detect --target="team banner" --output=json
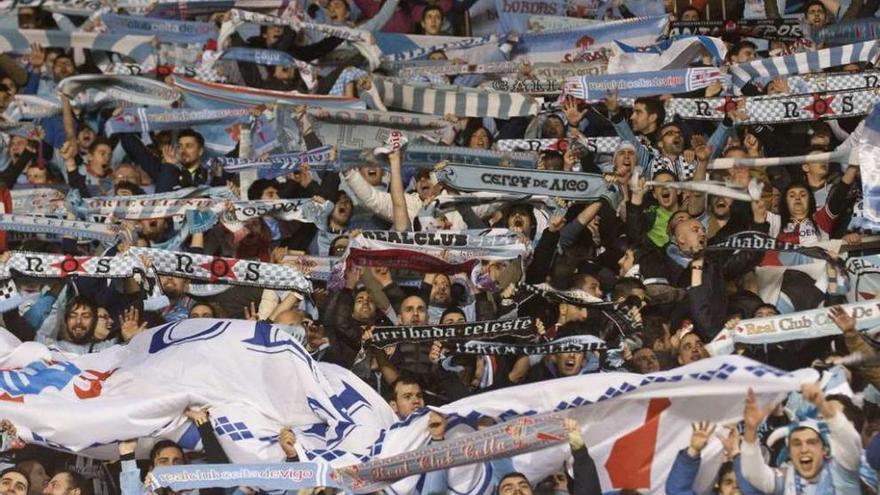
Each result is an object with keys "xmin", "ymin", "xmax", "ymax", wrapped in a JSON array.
[
  {"xmin": 669, "ymin": 88, "xmax": 880, "ymax": 124},
  {"xmin": 370, "ymin": 317, "xmax": 534, "ymax": 347},
  {"xmin": 0, "ymin": 29, "xmax": 156, "ymax": 65},
  {"xmin": 668, "ymin": 19, "xmax": 804, "ymax": 42},
  {"xmin": 346, "ymin": 229, "xmax": 527, "ymax": 274},
  {"xmin": 100, "ymin": 13, "xmax": 217, "ymax": 44},
  {"xmin": 371, "ymin": 77, "xmax": 539, "ymax": 119},
  {"xmin": 151, "ymin": 462, "xmax": 339, "ymax": 491},
  {"xmin": 564, "ymin": 67, "xmax": 725, "ymax": 101},
  {"xmin": 717, "ymin": 300, "xmax": 880, "ymax": 346},
  {"xmin": 57, "ymin": 75, "xmax": 181, "ymax": 110},
  {"xmin": 437, "ymin": 164, "xmax": 614, "ymax": 201},
  {"xmin": 729, "ymin": 40, "xmax": 880, "ymax": 88},
  {"xmin": 448, "ymin": 335, "xmax": 607, "ymax": 355},
  {"xmin": 73, "ymin": 196, "xmax": 220, "ymax": 221},
  {"xmin": 129, "ymin": 247, "xmax": 313, "ymax": 293}
]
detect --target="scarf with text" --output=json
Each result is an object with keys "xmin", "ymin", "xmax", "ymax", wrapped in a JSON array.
[
  {"xmin": 785, "ymin": 71, "xmax": 880, "ymax": 94},
  {"xmin": 729, "ymin": 40, "xmax": 880, "ymax": 89},
  {"xmin": 371, "ymin": 77, "xmax": 539, "ymax": 119},
  {"xmin": 102, "ymin": 61, "xmax": 226, "ymax": 84},
  {"xmin": 217, "ymin": 48, "xmax": 318, "ymax": 91},
  {"xmin": 104, "ymin": 107, "xmax": 251, "ymax": 136},
  {"xmin": 57, "ymin": 75, "xmax": 180, "ymax": 110},
  {"xmin": 0, "ymin": 214, "xmax": 121, "ymax": 244},
  {"xmin": 437, "ymin": 164, "xmax": 614, "ymax": 201},
  {"xmin": 370, "ymin": 317, "xmax": 534, "ymax": 347},
  {"xmin": 669, "ymin": 88, "xmax": 880, "ymax": 124},
  {"xmin": 564, "ymin": 67, "xmax": 726, "ymax": 101},
  {"xmin": 212, "ymin": 146, "xmax": 336, "ymax": 177},
  {"xmin": 0, "ymin": 252, "xmax": 146, "ymax": 280},
  {"xmin": 495, "ymin": 137, "xmax": 621, "ymax": 154},
  {"xmin": 809, "ymin": 18, "xmax": 880, "ymax": 45},
  {"xmin": 448, "ymin": 335, "xmax": 607, "ymax": 355},
  {"xmin": 11, "ymin": 188, "xmax": 66, "ymax": 215},
  {"xmin": 668, "ymin": 19, "xmax": 803, "ymax": 42},
  {"xmin": 0, "ymin": 29, "xmax": 156, "ymax": 65},
  {"xmin": 7, "ymin": 95, "xmax": 61, "ymax": 120},
  {"xmin": 397, "ymin": 61, "xmax": 522, "ymax": 78},
  {"xmin": 346, "ymin": 230, "xmax": 527, "ymax": 274},
  {"xmin": 706, "ymin": 231, "xmax": 836, "ymax": 263},
  {"xmin": 130, "ymin": 247, "xmax": 313, "ymax": 293},
  {"xmin": 280, "ymin": 254, "xmax": 341, "ymax": 282},
  {"xmin": 404, "ymin": 144, "xmax": 538, "ymax": 170},
  {"xmin": 100, "ymin": 13, "xmax": 217, "ymax": 44}
]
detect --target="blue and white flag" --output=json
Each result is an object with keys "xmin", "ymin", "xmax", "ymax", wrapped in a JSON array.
[
  {"xmin": 565, "ymin": 67, "xmax": 725, "ymax": 101},
  {"xmin": 101, "ymin": 13, "xmax": 217, "ymax": 45},
  {"xmin": 860, "ymin": 103, "xmax": 880, "ymax": 223},
  {"xmin": 496, "ymin": 0, "xmax": 566, "ymax": 34},
  {"xmin": 607, "ymin": 35, "xmax": 727, "ymax": 74},
  {"xmin": 729, "ymin": 40, "xmax": 880, "ymax": 89},
  {"xmin": 0, "ymin": 318, "xmax": 812, "ymax": 495},
  {"xmin": 172, "ymin": 75, "xmax": 365, "ymax": 110}
]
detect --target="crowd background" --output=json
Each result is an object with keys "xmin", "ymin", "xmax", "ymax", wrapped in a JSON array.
[{"xmin": 0, "ymin": 0, "xmax": 879, "ymax": 494}]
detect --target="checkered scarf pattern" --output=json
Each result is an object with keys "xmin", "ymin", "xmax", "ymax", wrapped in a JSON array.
[
  {"xmin": 130, "ymin": 247, "xmax": 313, "ymax": 293},
  {"xmin": 669, "ymin": 88, "xmax": 880, "ymax": 125},
  {"xmin": 495, "ymin": 137, "xmax": 622, "ymax": 154}
]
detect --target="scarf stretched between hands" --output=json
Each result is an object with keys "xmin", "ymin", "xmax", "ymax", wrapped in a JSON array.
[
  {"xmin": 564, "ymin": 67, "xmax": 726, "ymax": 101},
  {"xmin": 370, "ymin": 317, "xmax": 534, "ymax": 347},
  {"xmin": 784, "ymin": 70, "xmax": 880, "ymax": 94},
  {"xmin": 129, "ymin": 247, "xmax": 313, "ymax": 293},
  {"xmin": 709, "ymin": 149, "xmax": 851, "ymax": 170},
  {"xmin": 151, "ymin": 413, "xmax": 568, "ymax": 492},
  {"xmin": 706, "ymin": 231, "xmax": 837, "ymax": 263},
  {"xmin": 102, "ymin": 61, "xmax": 226, "ymax": 84},
  {"xmin": 217, "ymin": 48, "xmax": 318, "ymax": 91},
  {"xmin": 729, "ymin": 40, "xmax": 880, "ymax": 89},
  {"xmin": 448, "ymin": 334, "xmax": 607, "ymax": 355},
  {"xmin": 437, "ymin": 164, "xmax": 615, "ymax": 202},
  {"xmin": 11, "ymin": 188, "xmax": 66, "ymax": 215},
  {"xmin": 495, "ymin": 137, "xmax": 622, "ymax": 155},
  {"xmin": 7, "ymin": 95, "xmax": 61, "ymax": 120},
  {"xmin": 0, "ymin": 214, "xmax": 121, "ymax": 244},
  {"xmin": 172, "ymin": 76, "xmax": 362, "ymax": 110},
  {"xmin": 668, "ymin": 19, "xmax": 803, "ymax": 42},
  {"xmin": 100, "ymin": 13, "xmax": 217, "ymax": 45},
  {"xmin": 291, "ymin": 107, "xmax": 454, "ymax": 149},
  {"xmin": 0, "ymin": 251, "xmax": 146, "ymax": 280},
  {"xmin": 57, "ymin": 75, "xmax": 181, "ymax": 110},
  {"xmin": 404, "ymin": 144, "xmax": 538, "ymax": 170},
  {"xmin": 0, "ymin": 29, "xmax": 156, "ymax": 65},
  {"xmin": 644, "ymin": 179, "xmax": 762, "ymax": 202},
  {"xmin": 104, "ymin": 107, "xmax": 251, "ymax": 136},
  {"xmin": 212, "ymin": 146, "xmax": 336, "ymax": 176},
  {"xmin": 397, "ymin": 60, "xmax": 522, "ymax": 78},
  {"xmin": 809, "ymin": 17, "xmax": 880, "ymax": 45},
  {"xmin": 710, "ymin": 300, "xmax": 880, "ymax": 350},
  {"xmin": 370, "ymin": 77, "xmax": 539, "ymax": 119},
  {"xmin": 669, "ymin": 88, "xmax": 880, "ymax": 125},
  {"xmin": 346, "ymin": 230, "xmax": 527, "ymax": 274}
]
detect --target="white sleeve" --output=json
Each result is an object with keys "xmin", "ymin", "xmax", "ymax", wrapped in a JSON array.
[
  {"xmin": 740, "ymin": 439, "xmax": 778, "ymax": 494},
  {"xmin": 827, "ymin": 409, "xmax": 863, "ymax": 471},
  {"xmin": 343, "ymin": 169, "xmax": 394, "ymax": 222}
]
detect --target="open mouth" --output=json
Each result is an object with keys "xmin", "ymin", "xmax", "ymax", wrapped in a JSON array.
[{"xmin": 798, "ymin": 455, "xmax": 814, "ymax": 472}]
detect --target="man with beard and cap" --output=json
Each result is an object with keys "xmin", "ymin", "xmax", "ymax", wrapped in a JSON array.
[
  {"xmin": 741, "ymin": 384, "xmax": 862, "ymax": 495},
  {"xmin": 36, "ymin": 295, "xmax": 115, "ymax": 354}
]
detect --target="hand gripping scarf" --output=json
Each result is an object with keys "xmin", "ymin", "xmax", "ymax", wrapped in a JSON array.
[{"xmin": 129, "ymin": 247, "xmax": 312, "ymax": 293}]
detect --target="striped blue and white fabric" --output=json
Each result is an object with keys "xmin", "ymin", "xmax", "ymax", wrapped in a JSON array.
[
  {"xmin": 0, "ymin": 29, "xmax": 156, "ymax": 65},
  {"xmin": 371, "ymin": 77, "xmax": 539, "ymax": 119},
  {"xmin": 729, "ymin": 40, "xmax": 880, "ymax": 89}
]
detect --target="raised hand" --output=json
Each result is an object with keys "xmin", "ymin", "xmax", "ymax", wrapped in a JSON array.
[
  {"xmin": 718, "ymin": 424, "xmax": 741, "ymax": 460},
  {"xmin": 687, "ymin": 422, "xmax": 716, "ymax": 456},
  {"xmin": 563, "ymin": 418, "xmax": 585, "ymax": 451},
  {"xmin": 280, "ymin": 427, "xmax": 298, "ymax": 458},
  {"xmin": 743, "ymin": 388, "xmax": 775, "ymax": 442},
  {"xmin": 243, "ymin": 301, "xmax": 259, "ymax": 321},
  {"xmin": 120, "ymin": 306, "xmax": 148, "ymax": 342},
  {"xmin": 562, "ymin": 98, "xmax": 589, "ymax": 127},
  {"xmin": 828, "ymin": 305, "xmax": 857, "ymax": 334},
  {"xmin": 428, "ymin": 411, "xmax": 447, "ymax": 441},
  {"xmin": 184, "ymin": 407, "xmax": 209, "ymax": 426}
]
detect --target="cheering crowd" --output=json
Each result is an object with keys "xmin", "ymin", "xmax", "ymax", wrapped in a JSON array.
[{"xmin": 0, "ymin": 0, "xmax": 879, "ymax": 493}]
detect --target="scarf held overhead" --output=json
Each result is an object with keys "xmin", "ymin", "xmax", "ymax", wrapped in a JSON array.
[
  {"xmin": 437, "ymin": 164, "xmax": 615, "ymax": 201},
  {"xmin": 370, "ymin": 317, "xmax": 534, "ymax": 347}
]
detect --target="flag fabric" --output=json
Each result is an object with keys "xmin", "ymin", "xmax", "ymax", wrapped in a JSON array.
[
  {"xmin": 606, "ymin": 36, "xmax": 727, "ymax": 74},
  {"xmin": 0, "ymin": 317, "xmax": 812, "ymax": 494},
  {"xmin": 0, "ymin": 29, "xmax": 156, "ymax": 65}
]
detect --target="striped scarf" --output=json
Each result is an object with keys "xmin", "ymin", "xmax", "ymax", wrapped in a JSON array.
[
  {"xmin": 371, "ymin": 77, "xmax": 539, "ymax": 119},
  {"xmin": 104, "ymin": 107, "xmax": 251, "ymax": 136},
  {"xmin": 57, "ymin": 75, "xmax": 180, "ymax": 110},
  {"xmin": 212, "ymin": 146, "xmax": 336, "ymax": 176},
  {"xmin": 729, "ymin": 40, "xmax": 880, "ymax": 89},
  {"xmin": 0, "ymin": 214, "xmax": 120, "ymax": 244},
  {"xmin": 564, "ymin": 67, "xmax": 726, "ymax": 101},
  {"xmin": 0, "ymin": 29, "xmax": 156, "ymax": 65}
]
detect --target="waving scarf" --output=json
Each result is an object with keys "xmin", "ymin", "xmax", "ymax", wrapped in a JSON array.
[
  {"xmin": 438, "ymin": 164, "xmax": 614, "ymax": 201},
  {"xmin": 57, "ymin": 75, "xmax": 180, "ymax": 110}
]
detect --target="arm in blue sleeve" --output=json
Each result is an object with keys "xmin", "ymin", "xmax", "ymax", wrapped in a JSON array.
[
  {"xmin": 733, "ymin": 454, "xmax": 770, "ymax": 495},
  {"xmin": 22, "ymin": 71, "xmax": 40, "ymax": 95},
  {"xmin": 119, "ymin": 459, "xmax": 145, "ymax": 495},
  {"xmin": 611, "ymin": 117, "xmax": 652, "ymax": 177},
  {"xmin": 707, "ymin": 119, "xmax": 732, "ymax": 159},
  {"xmin": 21, "ymin": 292, "xmax": 57, "ymax": 330},
  {"xmin": 120, "ymin": 134, "xmax": 179, "ymax": 192},
  {"xmin": 420, "ymin": 468, "xmax": 449, "ymax": 494},
  {"xmin": 665, "ymin": 449, "xmax": 699, "ymax": 495}
]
